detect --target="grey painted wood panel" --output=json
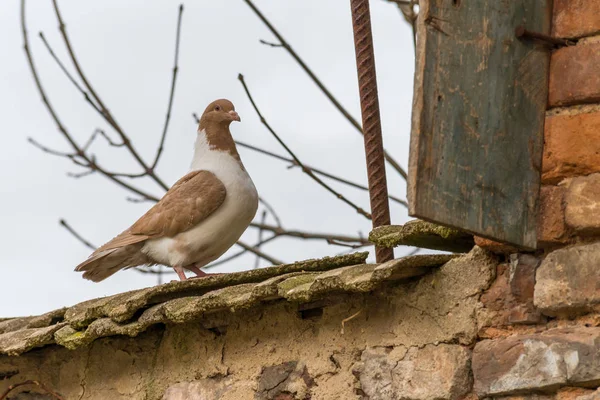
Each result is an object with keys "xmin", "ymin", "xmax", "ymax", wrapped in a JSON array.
[{"xmin": 408, "ymin": 0, "xmax": 553, "ymax": 249}]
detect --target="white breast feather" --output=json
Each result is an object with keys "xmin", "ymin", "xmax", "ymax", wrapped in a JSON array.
[{"xmin": 142, "ymin": 130, "xmax": 258, "ymax": 267}]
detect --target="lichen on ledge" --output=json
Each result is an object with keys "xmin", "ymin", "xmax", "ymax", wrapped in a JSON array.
[
  {"xmin": 0, "ymin": 251, "xmax": 457, "ymax": 356},
  {"xmin": 369, "ymin": 219, "xmax": 475, "ymax": 252}
]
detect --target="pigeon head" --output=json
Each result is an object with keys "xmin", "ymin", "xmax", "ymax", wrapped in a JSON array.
[{"xmin": 200, "ymin": 99, "xmax": 240, "ymax": 129}]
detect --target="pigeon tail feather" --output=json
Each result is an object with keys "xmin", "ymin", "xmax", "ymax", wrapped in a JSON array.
[{"xmin": 75, "ymin": 245, "xmax": 149, "ymax": 282}]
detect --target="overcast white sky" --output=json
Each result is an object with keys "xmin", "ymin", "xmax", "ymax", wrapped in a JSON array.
[{"xmin": 0, "ymin": 0, "xmax": 416, "ymax": 317}]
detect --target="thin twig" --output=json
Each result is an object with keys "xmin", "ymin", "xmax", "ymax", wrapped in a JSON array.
[
  {"xmin": 236, "ymin": 140, "xmax": 408, "ymax": 207},
  {"xmin": 27, "ymin": 137, "xmax": 80, "ymax": 161},
  {"xmin": 133, "ymin": 267, "xmax": 175, "ymax": 275},
  {"xmin": 59, "ymin": 219, "xmax": 96, "ymax": 250},
  {"xmin": 254, "ymin": 210, "xmax": 267, "ymax": 269},
  {"xmin": 127, "ymin": 196, "xmax": 155, "ymax": 203},
  {"xmin": 0, "ymin": 380, "xmax": 64, "ymax": 400},
  {"xmin": 33, "ymin": 132, "xmax": 149, "ymax": 179},
  {"xmin": 151, "ymin": 3, "xmax": 184, "ymax": 170},
  {"xmin": 327, "ymin": 239, "xmax": 366, "ymax": 249},
  {"xmin": 67, "ymin": 169, "xmax": 95, "ymax": 178},
  {"xmin": 243, "ymin": 0, "xmax": 408, "ymax": 180},
  {"xmin": 259, "ymin": 39, "xmax": 283, "ymax": 47},
  {"xmin": 236, "ymin": 240, "xmax": 284, "ymax": 265},
  {"xmin": 204, "ymin": 234, "xmax": 279, "ymax": 270},
  {"xmin": 82, "ymin": 129, "xmax": 125, "ymax": 151},
  {"xmin": 239, "ymin": 73, "xmax": 372, "ymax": 220},
  {"xmin": 334, "ymin": 243, "xmax": 373, "ymax": 256},
  {"xmin": 258, "ymin": 196, "xmax": 283, "ymax": 228},
  {"xmin": 52, "ymin": 0, "xmax": 169, "ymax": 190},
  {"xmin": 38, "ymin": 31, "xmax": 98, "ymax": 108},
  {"xmin": 38, "ymin": 30, "xmax": 108, "ymax": 124},
  {"xmin": 249, "ymin": 222, "xmax": 369, "ymax": 245}
]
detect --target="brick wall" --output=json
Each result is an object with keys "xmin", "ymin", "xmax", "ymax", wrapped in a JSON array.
[
  {"xmin": 541, "ymin": 1, "xmax": 600, "ymax": 245},
  {"xmin": 478, "ymin": 1, "xmax": 600, "ymax": 251},
  {"xmin": 471, "ymin": 5, "xmax": 600, "ymax": 400}
]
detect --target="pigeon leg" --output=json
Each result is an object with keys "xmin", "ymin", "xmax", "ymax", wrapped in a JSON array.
[
  {"xmin": 186, "ymin": 264, "xmax": 208, "ymax": 277},
  {"xmin": 173, "ymin": 265, "xmax": 188, "ymax": 281}
]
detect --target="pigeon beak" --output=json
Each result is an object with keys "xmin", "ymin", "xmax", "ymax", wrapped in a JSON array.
[{"xmin": 229, "ymin": 110, "xmax": 241, "ymax": 122}]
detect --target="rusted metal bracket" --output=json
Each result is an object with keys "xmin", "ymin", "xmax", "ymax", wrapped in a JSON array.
[{"xmin": 515, "ymin": 25, "xmax": 577, "ymax": 48}]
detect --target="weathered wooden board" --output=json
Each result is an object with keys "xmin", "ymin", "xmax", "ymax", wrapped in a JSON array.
[{"xmin": 408, "ymin": 0, "xmax": 553, "ymax": 249}]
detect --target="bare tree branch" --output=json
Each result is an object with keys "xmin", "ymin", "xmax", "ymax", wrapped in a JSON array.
[
  {"xmin": 151, "ymin": 4, "xmax": 184, "ymax": 170},
  {"xmin": 239, "ymin": 73, "xmax": 372, "ymax": 220},
  {"xmin": 67, "ymin": 169, "xmax": 96, "ymax": 179},
  {"xmin": 38, "ymin": 31, "xmax": 99, "ymax": 110},
  {"xmin": 59, "ymin": 219, "xmax": 95, "ymax": 251},
  {"xmin": 21, "ymin": 0, "xmax": 161, "ymax": 204},
  {"xmin": 133, "ymin": 268, "xmax": 169, "ymax": 274},
  {"xmin": 236, "ymin": 240, "xmax": 284, "ymax": 265},
  {"xmin": 249, "ymin": 222, "xmax": 370, "ymax": 245},
  {"xmin": 243, "ymin": 0, "xmax": 408, "ymax": 180},
  {"xmin": 82, "ymin": 129, "xmax": 126, "ymax": 151},
  {"xmin": 27, "ymin": 137, "xmax": 83, "ymax": 163},
  {"xmin": 326, "ymin": 239, "xmax": 369, "ymax": 249},
  {"xmin": 126, "ymin": 196, "xmax": 155, "ymax": 204},
  {"xmin": 235, "ymin": 139, "xmax": 408, "ymax": 207},
  {"xmin": 51, "ymin": 0, "xmax": 170, "ymax": 190},
  {"xmin": 258, "ymin": 197, "xmax": 283, "ymax": 228},
  {"xmin": 204, "ymin": 234, "xmax": 279, "ymax": 270},
  {"xmin": 259, "ymin": 39, "xmax": 283, "ymax": 47}
]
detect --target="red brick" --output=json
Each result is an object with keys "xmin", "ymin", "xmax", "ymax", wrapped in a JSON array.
[
  {"xmin": 553, "ymin": 0, "xmax": 600, "ymax": 39},
  {"xmin": 537, "ymin": 185, "xmax": 568, "ymax": 245},
  {"xmin": 542, "ymin": 109, "xmax": 600, "ymax": 183},
  {"xmin": 548, "ymin": 41, "xmax": 600, "ymax": 107},
  {"xmin": 479, "ymin": 256, "xmax": 543, "ymax": 328}
]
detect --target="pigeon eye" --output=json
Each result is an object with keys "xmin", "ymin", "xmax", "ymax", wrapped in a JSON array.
[{"xmin": 214, "ymin": 105, "xmax": 221, "ymax": 111}]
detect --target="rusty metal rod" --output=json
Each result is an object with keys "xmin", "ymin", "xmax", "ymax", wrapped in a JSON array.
[
  {"xmin": 350, "ymin": 0, "xmax": 394, "ymax": 263},
  {"xmin": 515, "ymin": 25, "xmax": 576, "ymax": 48}
]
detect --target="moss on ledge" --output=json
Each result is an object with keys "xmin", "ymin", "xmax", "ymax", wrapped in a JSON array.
[
  {"xmin": 369, "ymin": 220, "xmax": 474, "ymax": 253},
  {"xmin": 65, "ymin": 252, "xmax": 369, "ymax": 329},
  {"xmin": 0, "ymin": 250, "xmax": 466, "ymax": 355}
]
